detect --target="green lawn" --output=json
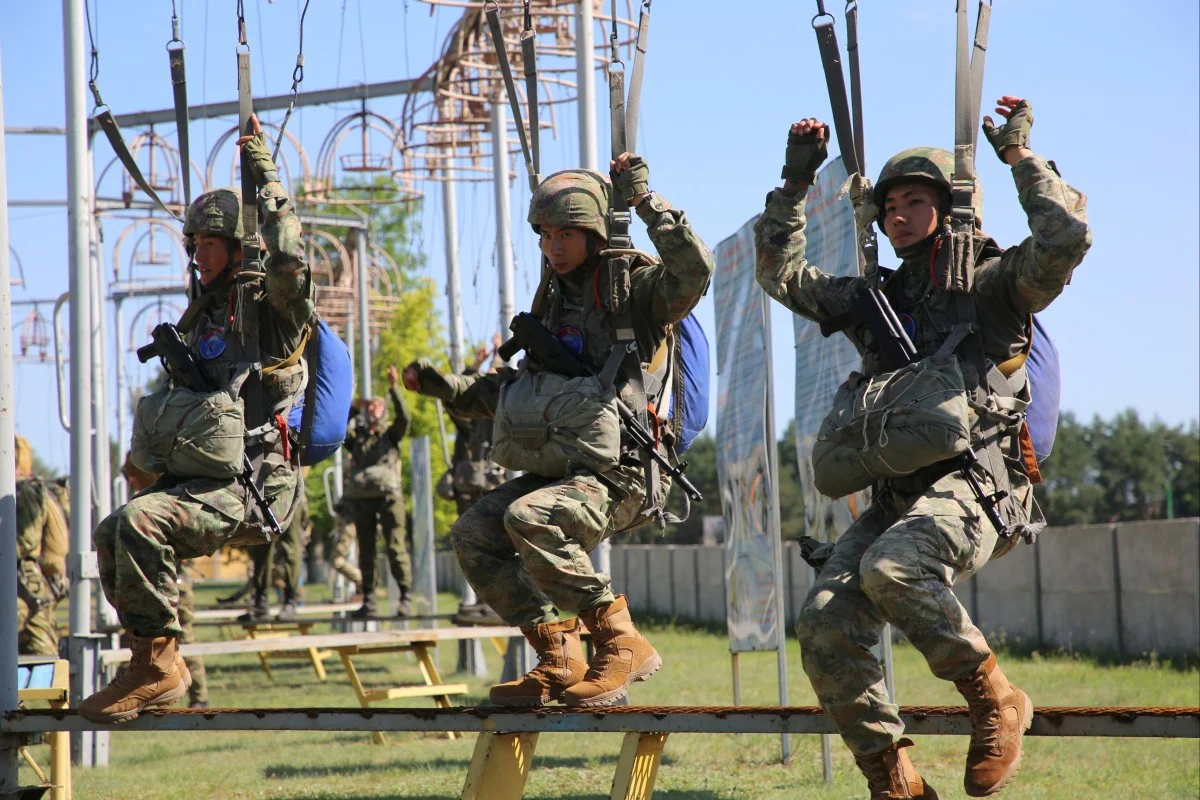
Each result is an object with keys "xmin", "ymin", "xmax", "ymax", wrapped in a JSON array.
[{"xmin": 20, "ymin": 583, "xmax": 1199, "ymax": 799}]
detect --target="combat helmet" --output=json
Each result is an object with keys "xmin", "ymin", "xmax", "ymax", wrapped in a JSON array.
[
  {"xmin": 183, "ymin": 188, "xmax": 243, "ymax": 243},
  {"xmin": 873, "ymin": 147, "xmax": 984, "ymax": 227},
  {"xmin": 527, "ymin": 170, "xmax": 611, "ymax": 241}
]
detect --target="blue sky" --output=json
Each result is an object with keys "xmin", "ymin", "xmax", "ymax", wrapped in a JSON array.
[{"xmin": 4, "ymin": 0, "xmax": 1198, "ymax": 473}]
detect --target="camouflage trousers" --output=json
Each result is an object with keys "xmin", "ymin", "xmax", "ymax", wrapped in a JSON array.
[
  {"xmin": 348, "ymin": 493, "xmax": 411, "ymax": 594},
  {"xmin": 176, "ymin": 560, "xmax": 208, "ymax": 705},
  {"xmin": 246, "ymin": 511, "xmax": 306, "ymax": 599},
  {"xmin": 329, "ymin": 518, "xmax": 362, "ymax": 586},
  {"xmin": 94, "ymin": 468, "xmax": 299, "ymax": 637},
  {"xmin": 450, "ymin": 466, "xmax": 648, "ymax": 628},
  {"xmin": 17, "ymin": 561, "xmax": 58, "ymax": 656},
  {"xmin": 797, "ymin": 471, "xmax": 1008, "ymax": 758}
]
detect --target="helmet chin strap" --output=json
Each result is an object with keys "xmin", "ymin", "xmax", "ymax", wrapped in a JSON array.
[{"xmin": 893, "ymin": 231, "xmax": 939, "ymax": 262}]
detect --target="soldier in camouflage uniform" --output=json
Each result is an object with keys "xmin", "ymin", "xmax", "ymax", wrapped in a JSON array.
[
  {"xmin": 82, "ymin": 115, "xmax": 312, "ymax": 723},
  {"xmin": 239, "ymin": 484, "xmax": 310, "ymax": 622},
  {"xmin": 328, "ymin": 503, "xmax": 363, "ymax": 588},
  {"xmin": 14, "ymin": 436, "xmax": 69, "ymax": 656},
  {"xmin": 343, "ymin": 365, "xmax": 413, "ymax": 618},
  {"xmin": 405, "ymin": 154, "xmax": 713, "ymax": 707},
  {"xmin": 755, "ymin": 99, "xmax": 1090, "ymax": 798},
  {"xmin": 121, "ymin": 453, "xmax": 208, "ymax": 708}
]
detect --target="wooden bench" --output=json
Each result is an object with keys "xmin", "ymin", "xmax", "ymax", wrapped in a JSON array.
[
  {"xmin": 17, "ymin": 656, "xmax": 71, "ymax": 800},
  {"xmin": 100, "ymin": 627, "xmax": 520, "ymax": 745}
]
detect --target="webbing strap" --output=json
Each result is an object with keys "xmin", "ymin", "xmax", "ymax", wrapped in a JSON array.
[
  {"xmin": 92, "ymin": 107, "xmax": 182, "ymax": 222},
  {"xmin": 625, "ymin": 1, "xmax": 651, "ymax": 152},
  {"xmin": 969, "ymin": 1, "xmax": 991, "ymax": 155},
  {"xmin": 484, "ymin": 1, "xmax": 539, "ymax": 192},
  {"xmin": 810, "ymin": 6, "xmax": 859, "ymax": 177},
  {"xmin": 607, "ymin": 62, "xmax": 632, "ymax": 249},
  {"xmin": 844, "ymin": 1, "xmax": 865, "ymax": 173},
  {"xmin": 520, "ymin": 1, "xmax": 541, "ymax": 181},
  {"xmin": 237, "ymin": 46, "xmax": 261, "ymax": 266},
  {"xmin": 167, "ymin": 22, "xmax": 191, "ymax": 207}
]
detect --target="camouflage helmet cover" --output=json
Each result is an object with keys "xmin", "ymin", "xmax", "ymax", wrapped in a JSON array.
[
  {"xmin": 183, "ymin": 188, "xmax": 243, "ymax": 241},
  {"xmin": 527, "ymin": 169, "xmax": 611, "ymax": 241},
  {"xmin": 873, "ymin": 147, "xmax": 984, "ymax": 226}
]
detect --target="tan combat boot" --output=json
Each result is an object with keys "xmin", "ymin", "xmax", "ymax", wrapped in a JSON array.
[
  {"xmin": 489, "ymin": 617, "xmax": 587, "ymax": 707},
  {"xmin": 79, "ymin": 635, "xmax": 188, "ymax": 723},
  {"xmin": 954, "ymin": 653, "xmax": 1034, "ymax": 796},
  {"xmin": 855, "ymin": 738, "xmax": 940, "ymax": 799},
  {"xmin": 561, "ymin": 595, "xmax": 661, "ymax": 708}
]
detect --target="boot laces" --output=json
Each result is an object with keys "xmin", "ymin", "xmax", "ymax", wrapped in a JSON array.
[{"xmin": 960, "ymin": 671, "xmax": 1003, "ymax": 754}]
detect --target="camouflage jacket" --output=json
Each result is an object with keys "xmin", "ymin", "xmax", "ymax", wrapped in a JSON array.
[
  {"xmin": 429, "ymin": 193, "xmax": 714, "ymax": 422},
  {"xmin": 344, "ymin": 386, "xmax": 410, "ymax": 497},
  {"xmin": 754, "ymin": 154, "xmax": 1091, "ymax": 377},
  {"xmin": 16, "ymin": 478, "xmax": 68, "ymax": 593}
]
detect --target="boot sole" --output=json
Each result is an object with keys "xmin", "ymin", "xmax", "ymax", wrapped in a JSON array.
[
  {"xmin": 562, "ymin": 651, "xmax": 663, "ymax": 708},
  {"xmin": 965, "ymin": 689, "xmax": 1034, "ymax": 797},
  {"xmin": 82, "ymin": 680, "xmax": 190, "ymax": 725}
]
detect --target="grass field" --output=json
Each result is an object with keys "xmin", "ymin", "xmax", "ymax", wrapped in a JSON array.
[{"xmin": 20, "ymin": 583, "xmax": 1199, "ymax": 799}]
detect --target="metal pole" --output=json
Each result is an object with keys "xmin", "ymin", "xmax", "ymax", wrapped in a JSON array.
[
  {"xmin": 355, "ymin": 228, "xmax": 371, "ymax": 398},
  {"xmin": 575, "ymin": 0, "xmax": 598, "ymax": 171},
  {"xmin": 113, "ymin": 299, "xmax": 127, "ymax": 497},
  {"xmin": 492, "ymin": 100, "xmax": 516, "ymax": 342},
  {"xmin": 65, "ymin": 0, "xmax": 100, "ymax": 768},
  {"xmin": 441, "ymin": 160, "xmax": 464, "ymax": 375},
  {"xmin": 761, "ymin": 292, "xmax": 791, "ymax": 765},
  {"xmin": 0, "ymin": 35, "xmax": 23, "ymax": 793}
]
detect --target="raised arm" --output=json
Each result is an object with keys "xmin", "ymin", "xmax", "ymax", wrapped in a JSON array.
[
  {"xmin": 611, "ymin": 154, "xmax": 714, "ymax": 325},
  {"xmin": 384, "ymin": 366, "xmax": 411, "ymax": 444},
  {"xmin": 238, "ymin": 116, "xmax": 314, "ymax": 328},
  {"xmin": 753, "ymin": 120, "xmax": 861, "ymax": 324},
  {"xmin": 978, "ymin": 97, "xmax": 1092, "ymax": 313},
  {"xmin": 402, "ymin": 360, "xmax": 516, "ymax": 421}
]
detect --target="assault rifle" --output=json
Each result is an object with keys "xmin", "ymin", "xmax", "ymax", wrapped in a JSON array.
[
  {"xmin": 498, "ymin": 312, "xmax": 703, "ymax": 503},
  {"xmin": 819, "ymin": 289, "xmax": 1017, "ymax": 539},
  {"xmin": 137, "ymin": 323, "xmax": 284, "ymax": 538}
]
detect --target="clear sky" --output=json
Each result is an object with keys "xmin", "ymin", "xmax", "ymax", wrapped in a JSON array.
[{"xmin": 3, "ymin": 0, "xmax": 1198, "ymax": 474}]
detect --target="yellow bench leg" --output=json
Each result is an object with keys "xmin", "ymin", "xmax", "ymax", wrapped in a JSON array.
[
  {"xmin": 610, "ymin": 732, "xmax": 669, "ymax": 800},
  {"xmin": 414, "ymin": 644, "xmax": 458, "ymax": 741},
  {"xmin": 461, "ymin": 732, "xmax": 539, "ymax": 800},
  {"xmin": 339, "ymin": 651, "xmax": 386, "ymax": 746}
]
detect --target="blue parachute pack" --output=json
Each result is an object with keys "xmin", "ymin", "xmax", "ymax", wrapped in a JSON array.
[
  {"xmin": 287, "ymin": 317, "xmax": 354, "ymax": 466},
  {"xmin": 667, "ymin": 313, "xmax": 711, "ymax": 453},
  {"xmin": 1025, "ymin": 315, "xmax": 1061, "ymax": 462}
]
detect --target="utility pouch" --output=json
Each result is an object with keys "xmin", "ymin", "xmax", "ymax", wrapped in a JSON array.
[
  {"xmin": 132, "ymin": 384, "xmax": 246, "ymax": 479},
  {"xmin": 492, "ymin": 370, "xmax": 621, "ymax": 478},
  {"xmin": 811, "ymin": 355, "xmax": 971, "ymax": 498}
]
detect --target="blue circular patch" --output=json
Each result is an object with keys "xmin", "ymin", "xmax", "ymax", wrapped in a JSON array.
[
  {"xmin": 556, "ymin": 325, "xmax": 584, "ymax": 358},
  {"xmin": 898, "ymin": 313, "xmax": 917, "ymax": 341},
  {"xmin": 198, "ymin": 329, "xmax": 226, "ymax": 360}
]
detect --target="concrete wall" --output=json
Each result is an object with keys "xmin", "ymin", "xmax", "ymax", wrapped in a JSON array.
[{"xmin": 432, "ymin": 519, "xmax": 1199, "ymax": 656}]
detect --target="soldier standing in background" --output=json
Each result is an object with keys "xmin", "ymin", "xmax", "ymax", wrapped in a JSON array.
[
  {"xmin": 238, "ymin": 480, "xmax": 309, "ymax": 623},
  {"xmin": 14, "ymin": 435, "xmax": 69, "ymax": 656},
  {"xmin": 343, "ymin": 364, "xmax": 413, "ymax": 618}
]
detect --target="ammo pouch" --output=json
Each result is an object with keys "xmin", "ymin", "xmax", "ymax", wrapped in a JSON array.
[
  {"xmin": 811, "ymin": 355, "xmax": 971, "ymax": 498},
  {"xmin": 131, "ymin": 384, "xmax": 246, "ymax": 479},
  {"xmin": 491, "ymin": 370, "xmax": 621, "ymax": 478},
  {"xmin": 346, "ymin": 464, "xmax": 401, "ymax": 499}
]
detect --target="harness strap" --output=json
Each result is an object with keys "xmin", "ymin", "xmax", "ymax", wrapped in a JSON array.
[
  {"xmin": 844, "ymin": 1, "xmax": 865, "ymax": 173},
  {"xmin": 92, "ymin": 106, "xmax": 182, "ymax": 222},
  {"xmin": 520, "ymin": 1, "xmax": 541, "ymax": 181},
  {"xmin": 810, "ymin": 4, "xmax": 859, "ymax": 177},
  {"xmin": 625, "ymin": 1, "xmax": 651, "ymax": 152},
  {"xmin": 485, "ymin": 1, "xmax": 540, "ymax": 191},
  {"xmin": 167, "ymin": 14, "xmax": 191, "ymax": 207},
  {"xmin": 237, "ymin": 44, "xmax": 261, "ymax": 267}
]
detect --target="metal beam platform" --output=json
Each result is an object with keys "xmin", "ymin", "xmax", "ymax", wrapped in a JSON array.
[{"xmin": 5, "ymin": 706, "xmax": 1197, "ymax": 739}]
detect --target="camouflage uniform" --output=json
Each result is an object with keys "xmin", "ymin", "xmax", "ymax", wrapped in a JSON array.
[
  {"xmin": 448, "ymin": 411, "xmax": 506, "ymax": 516},
  {"xmin": 175, "ymin": 560, "xmax": 208, "ymax": 705},
  {"xmin": 420, "ymin": 170, "xmax": 713, "ymax": 628},
  {"xmin": 755, "ymin": 149, "xmax": 1090, "ymax": 758},
  {"xmin": 16, "ymin": 477, "xmax": 69, "ymax": 656},
  {"xmin": 93, "ymin": 178, "xmax": 312, "ymax": 638},
  {"xmin": 343, "ymin": 387, "xmax": 413, "ymax": 604},
  {"xmin": 270, "ymin": 490, "xmax": 309, "ymax": 595},
  {"xmin": 328, "ymin": 506, "xmax": 362, "ymax": 586}
]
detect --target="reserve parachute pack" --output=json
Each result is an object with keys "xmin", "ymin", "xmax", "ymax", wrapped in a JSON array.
[
  {"xmin": 287, "ymin": 317, "xmax": 353, "ymax": 466},
  {"xmin": 667, "ymin": 313, "xmax": 710, "ymax": 454},
  {"xmin": 1022, "ymin": 315, "xmax": 1060, "ymax": 462}
]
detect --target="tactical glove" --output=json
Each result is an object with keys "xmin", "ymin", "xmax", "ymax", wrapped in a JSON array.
[
  {"xmin": 982, "ymin": 100, "xmax": 1033, "ymax": 164},
  {"xmin": 781, "ymin": 128, "xmax": 829, "ymax": 183},
  {"xmin": 240, "ymin": 132, "xmax": 280, "ymax": 186},
  {"xmin": 611, "ymin": 155, "xmax": 650, "ymax": 205}
]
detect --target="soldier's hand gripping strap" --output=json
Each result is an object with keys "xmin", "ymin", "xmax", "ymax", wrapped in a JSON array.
[
  {"xmin": 981, "ymin": 99, "xmax": 1033, "ymax": 164},
  {"xmin": 781, "ymin": 129, "xmax": 829, "ymax": 184}
]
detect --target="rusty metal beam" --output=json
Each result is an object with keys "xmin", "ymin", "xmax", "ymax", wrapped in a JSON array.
[{"xmin": 5, "ymin": 707, "xmax": 1197, "ymax": 739}]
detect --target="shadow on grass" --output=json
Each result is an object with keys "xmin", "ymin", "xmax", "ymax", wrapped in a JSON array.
[{"xmin": 274, "ymin": 793, "xmax": 726, "ymax": 800}]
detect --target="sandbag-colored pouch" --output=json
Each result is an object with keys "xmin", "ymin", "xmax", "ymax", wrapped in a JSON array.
[
  {"xmin": 131, "ymin": 385, "xmax": 246, "ymax": 479},
  {"xmin": 811, "ymin": 356, "xmax": 971, "ymax": 498},
  {"xmin": 492, "ymin": 371, "xmax": 621, "ymax": 478}
]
